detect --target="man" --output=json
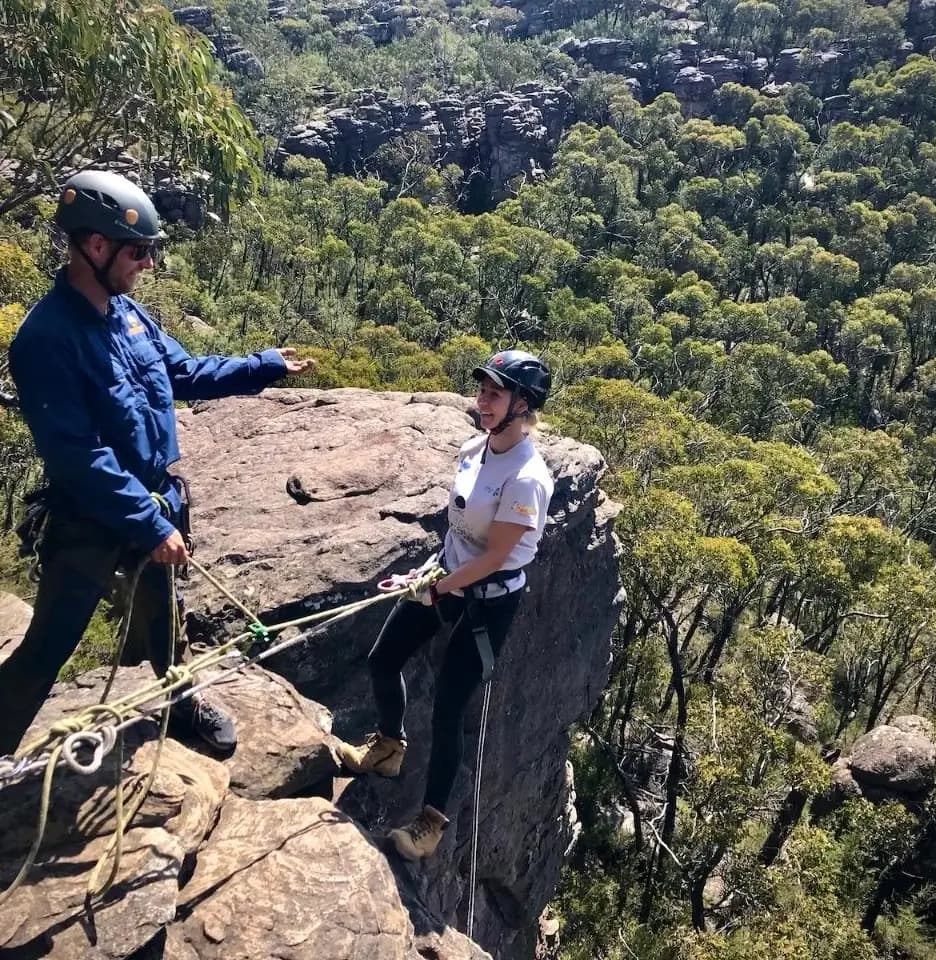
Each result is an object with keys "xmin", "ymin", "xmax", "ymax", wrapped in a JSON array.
[{"xmin": 0, "ymin": 170, "xmax": 312, "ymax": 756}]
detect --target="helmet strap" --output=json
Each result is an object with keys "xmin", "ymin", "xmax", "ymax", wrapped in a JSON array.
[
  {"xmin": 490, "ymin": 392, "xmax": 520, "ymax": 436},
  {"xmin": 74, "ymin": 239, "xmax": 122, "ymax": 299}
]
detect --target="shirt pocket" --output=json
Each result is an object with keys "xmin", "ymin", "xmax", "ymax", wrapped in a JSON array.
[{"xmin": 126, "ymin": 337, "xmax": 174, "ymax": 410}]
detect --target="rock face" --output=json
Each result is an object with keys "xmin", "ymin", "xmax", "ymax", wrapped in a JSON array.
[
  {"xmin": 0, "ymin": 388, "xmax": 620, "ymax": 960},
  {"xmin": 280, "ymin": 29, "xmax": 882, "ymax": 198},
  {"xmin": 277, "ymin": 84, "xmax": 572, "ymax": 206},
  {"xmin": 497, "ymin": 0, "xmax": 607, "ymax": 38},
  {"xmin": 172, "ymin": 6, "xmax": 264, "ymax": 78}
]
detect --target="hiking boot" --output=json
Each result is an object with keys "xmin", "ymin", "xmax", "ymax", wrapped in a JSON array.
[
  {"xmin": 336, "ymin": 731, "xmax": 407, "ymax": 777},
  {"xmin": 390, "ymin": 805, "xmax": 450, "ymax": 861},
  {"xmin": 171, "ymin": 693, "xmax": 237, "ymax": 754}
]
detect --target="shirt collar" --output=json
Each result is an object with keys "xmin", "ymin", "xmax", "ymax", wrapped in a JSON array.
[{"xmin": 54, "ymin": 266, "xmax": 119, "ymax": 323}]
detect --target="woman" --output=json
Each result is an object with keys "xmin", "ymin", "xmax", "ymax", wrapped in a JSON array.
[{"xmin": 336, "ymin": 349, "xmax": 555, "ymax": 861}]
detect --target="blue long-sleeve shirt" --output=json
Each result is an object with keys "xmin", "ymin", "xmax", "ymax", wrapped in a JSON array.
[{"xmin": 9, "ymin": 269, "xmax": 287, "ymax": 552}]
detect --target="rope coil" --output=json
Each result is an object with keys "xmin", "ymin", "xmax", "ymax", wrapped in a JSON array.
[
  {"xmin": 61, "ymin": 728, "xmax": 117, "ymax": 776},
  {"xmin": 0, "ymin": 551, "xmax": 445, "ymax": 908}
]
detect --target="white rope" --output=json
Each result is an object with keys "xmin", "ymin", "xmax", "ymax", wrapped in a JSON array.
[
  {"xmin": 61, "ymin": 727, "xmax": 117, "ymax": 775},
  {"xmin": 467, "ymin": 677, "xmax": 493, "ymax": 940}
]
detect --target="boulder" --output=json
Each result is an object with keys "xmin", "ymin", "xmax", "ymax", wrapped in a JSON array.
[
  {"xmin": 891, "ymin": 715, "xmax": 936, "ymax": 741},
  {"xmin": 181, "ymin": 315, "xmax": 215, "ymax": 337},
  {"xmin": 183, "ymin": 663, "xmax": 342, "ymax": 800},
  {"xmin": 814, "ymin": 718, "xmax": 936, "ymax": 815},
  {"xmin": 673, "ymin": 66, "xmax": 717, "ymax": 115},
  {"xmin": 849, "ymin": 723, "xmax": 936, "ymax": 795},
  {"xmin": 0, "ymin": 665, "xmax": 226, "ymax": 957},
  {"xmin": 1, "ymin": 825, "xmax": 184, "ymax": 958},
  {"xmin": 165, "ymin": 795, "xmax": 481, "ymax": 960}
]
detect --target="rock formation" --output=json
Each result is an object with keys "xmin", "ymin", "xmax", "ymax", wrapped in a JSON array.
[
  {"xmin": 560, "ymin": 34, "xmax": 865, "ymax": 113},
  {"xmin": 496, "ymin": 0, "xmax": 608, "ymax": 39},
  {"xmin": 0, "ymin": 388, "xmax": 622, "ymax": 960},
  {"xmin": 278, "ymin": 25, "xmax": 886, "ymax": 199},
  {"xmin": 278, "ymin": 83, "xmax": 573, "ymax": 205},
  {"xmin": 323, "ymin": 0, "xmax": 429, "ymax": 43},
  {"xmin": 172, "ymin": 6, "xmax": 264, "ymax": 78}
]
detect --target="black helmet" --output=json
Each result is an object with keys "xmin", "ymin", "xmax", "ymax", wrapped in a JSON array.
[
  {"xmin": 55, "ymin": 170, "xmax": 162, "ymax": 241},
  {"xmin": 472, "ymin": 349, "xmax": 551, "ymax": 409}
]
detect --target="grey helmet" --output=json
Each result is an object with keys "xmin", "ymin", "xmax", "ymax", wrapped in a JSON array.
[{"xmin": 55, "ymin": 170, "xmax": 161, "ymax": 241}]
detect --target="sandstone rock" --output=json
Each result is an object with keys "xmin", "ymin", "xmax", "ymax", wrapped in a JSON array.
[
  {"xmin": 181, "ymin": 315, "xmax": 215, "ymax": 337},
  {"xmin": 183, "ymin": 663, "xmax": 342, "ymax": 800},
  {"xmin": 891, "ymin": 715, "xmax": 936, "ymax": 741},
  {"xmin": 167, "ymin": 795, "xmax": 490, "ymax": 960},
  {"xmin": 17, "ymin": 657, "xmax": 338, "ymax": 803},
  {"xmin": 849, "ymin": 724, "xmax": 936, "ymax": 794},
  {"xmin": 177, "ymin": 388, "xmax": 620, "ymax": 955},
  {"xmin": 0, "ymin": 825, "xmax": 183, "ymax": 958},
  {"xmin": 0, "ymin": 389, "xmax": 618, "ymax": 960},
  {"xmin": 774, "ymin": 48, "xmax": 803, "ymax": 84},
  {"xmin": 153, "ymin": 181, "xmax": 206, "ymax": 230},
  {"xmin": 0, "ymin": 591, "xmax": 32, "ymax": 666},
  {"xmin": 0, "ymin": 731, "xmax": 227, "ymax": 860},
  {"xmin": 0, "ymin": 674, "xmax": 217, "ymax": 957},
  {"xmin": 673, "ymin": 66, "xmax": 717, "ymax": 115},
  {"xmin": 703, "ymin": 874, "xmax": 726, "ymax": 907},
  {"xmin": 699, "ymin": 55, "xmax": 745, "ymax": 86},
  {"xmin": 497, "ymin": 0, "xmax": 605, "ymax": 37},
  {"xmin": 822, "ymin": 93, "xmax": 852, "ymax": 123}
]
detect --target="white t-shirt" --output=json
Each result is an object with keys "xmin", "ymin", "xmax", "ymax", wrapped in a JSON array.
[{"xmin": 442, "ymin": 434, "xmax": 554, "ymax": 596}]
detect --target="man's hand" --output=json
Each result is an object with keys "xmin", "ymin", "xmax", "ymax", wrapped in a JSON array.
[
  {"xmin": 150, "ymin": 529, "xmax": 189, "ymax": 565},
  {"xmin": 276, "ymin": 348, "xmax": 315, "ymax": 376}
]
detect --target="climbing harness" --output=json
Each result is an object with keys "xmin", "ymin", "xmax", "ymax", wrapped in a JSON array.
[
  {"xmin": 464, "ymin": 585, "xmax": 495, "ymax": 683},
  {"xmin": 0, "ymin": 542, "xmax": 445, "ymax": 908}
]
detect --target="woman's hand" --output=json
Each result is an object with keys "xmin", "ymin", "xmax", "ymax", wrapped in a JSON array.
[{"xmin": 435, "ymin": 521, "xmax": 528, "ymax": 595}]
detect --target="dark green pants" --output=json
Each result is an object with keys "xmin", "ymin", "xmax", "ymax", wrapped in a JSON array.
[{"xmin": 0, "ymin": 515, "xmax": 181, "ymax": 755}]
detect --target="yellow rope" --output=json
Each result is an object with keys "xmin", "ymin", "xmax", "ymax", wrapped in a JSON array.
[
  {"xmin": 0, "ymin": 557, "xmax": 444, "ymax": 906},
  {"xmin": 87, "ymin": 566, "xmax": 179, "ymax": 900}
]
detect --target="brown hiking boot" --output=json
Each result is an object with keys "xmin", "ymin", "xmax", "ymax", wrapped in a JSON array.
[
  {"xmin": 336, "ymin": 732, "xmax": 407, "ymax": 777},
  {"xmin": 389, "ymin": 805, "xmax": 450, "ymax": 861}
]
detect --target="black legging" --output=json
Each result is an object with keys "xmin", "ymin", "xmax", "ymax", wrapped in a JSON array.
[{"xmin": 368, "ymin": 590, "xmax": 521, "ymax": 813}]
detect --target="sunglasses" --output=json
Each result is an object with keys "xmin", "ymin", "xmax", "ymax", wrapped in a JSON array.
[{"xmin": 123, "ymin": 241, "xmax": 159, "ymax": 262}]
